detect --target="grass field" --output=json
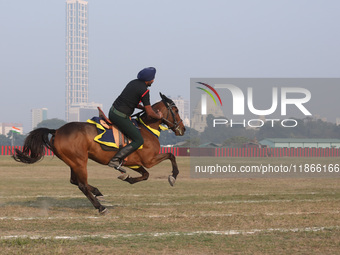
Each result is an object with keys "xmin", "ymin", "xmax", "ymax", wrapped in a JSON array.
[{"xmin": 0, "ymin": 155, "xmax": 339, "ymax": 254}]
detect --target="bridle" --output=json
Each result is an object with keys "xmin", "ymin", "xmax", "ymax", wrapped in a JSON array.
[
  {"xmin": 132, "ymin": 99, "xmax": 184, "ymax": 135},
  {"xmin": 161, "ymin": 100, "xmax": 183, "ymax": 134}
]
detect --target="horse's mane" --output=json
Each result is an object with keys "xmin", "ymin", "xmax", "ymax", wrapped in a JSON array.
[{"xmin": 137, "ymin": 93, "xmax": 175, "ymax": 122}]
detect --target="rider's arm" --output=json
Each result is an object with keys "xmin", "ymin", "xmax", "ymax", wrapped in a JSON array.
[{"xmin": 144, "ymin": 105, "xmax": 163, "ymax": 120}]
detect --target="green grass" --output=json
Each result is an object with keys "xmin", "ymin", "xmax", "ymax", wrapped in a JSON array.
[{"xmin": 0, "ymin": 155, "xmax": 339, "ymax": 254}]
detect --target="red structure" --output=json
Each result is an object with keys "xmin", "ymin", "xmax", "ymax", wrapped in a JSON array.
[
  {"xmin": 2, "ymin": 146, "xmax": 339, "ymax": 157},
  {"xmin": 1, "ymin": 146, "xmax": 180, "ymax": 156}
]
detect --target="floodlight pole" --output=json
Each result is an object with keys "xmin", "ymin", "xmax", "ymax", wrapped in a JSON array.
[{"xmin": 11, "ymin": 131, "xmax": 14, "ymax": 147}]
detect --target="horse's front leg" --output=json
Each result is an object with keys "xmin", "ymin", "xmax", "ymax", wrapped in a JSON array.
[
  {"xmin": 121, "ymin": 166, "xmax": 149, "ymax": 184},
  {"xmin": 144, "ymin": 153, "xmax": 179, "ymax": 186}
]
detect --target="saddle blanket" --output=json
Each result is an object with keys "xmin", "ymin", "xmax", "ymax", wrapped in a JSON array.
[
  {"xmin": 87, "ymin": 117, "xmax": 130, "ymax": 149},
  {"xmin": 87, "ymin": 116, "xmax": 164, "ymax": 150}
]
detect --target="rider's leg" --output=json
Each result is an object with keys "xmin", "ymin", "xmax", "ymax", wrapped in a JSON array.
[
  {"xmin": 107, "ymin": 144, "xmax": 135, "ymax": 169},
  {"xmin": 108, "ymin": 110, "xmax": 144, "ymax": 170}
]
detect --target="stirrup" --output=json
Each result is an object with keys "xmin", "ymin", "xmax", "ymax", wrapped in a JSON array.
[{"xmin": 108, "ymin": 159, "xmax": 126, "ymax": 173}]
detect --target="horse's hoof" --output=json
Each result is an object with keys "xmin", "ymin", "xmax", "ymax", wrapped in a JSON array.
[
  {"xmin": 168, "ymin": 175, "xmax": 176, "ymax": 186},
  {"xmin": 99, "ymin": 207, "xmax": 108, "ymax": 215},
  {"xmin": 118, "ymin": 173, "xmax": 129, "ymax": 181}
]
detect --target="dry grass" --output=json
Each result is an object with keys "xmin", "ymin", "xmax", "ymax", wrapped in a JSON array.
[{"xmin": 0, "ymin": 155, "xmax": 339, "ymax": 254}]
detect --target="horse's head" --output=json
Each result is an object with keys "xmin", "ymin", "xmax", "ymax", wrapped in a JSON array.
[{"xmin": 157, "ymin": 93, "xmax": 186, "ymax": 136}]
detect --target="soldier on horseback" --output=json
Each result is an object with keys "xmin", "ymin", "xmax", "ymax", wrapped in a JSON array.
[
  {"xmin": 108, "ymin": 67, "xmax": 163, "ymax": 170},
  {"xmin": 14, "ymin": 71, "xmax": 185, "ymax": 213}
]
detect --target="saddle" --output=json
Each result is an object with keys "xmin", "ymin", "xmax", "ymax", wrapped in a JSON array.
[
  {"xmin": 95, "ymin": 107, "xmax": 133, "ymax": 151},
  {"xmin": 88, "ymin": 107, "xmax": 161, "ymax": 152}
]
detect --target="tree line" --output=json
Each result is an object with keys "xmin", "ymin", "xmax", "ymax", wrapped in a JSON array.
[
  {"xmin": 2, "ymin": 116, "xmax": 339, "ymax": 148},
  {"xmin": 159, "ymin": 115, "xmax": 340, "ymax": 147},
  {"xmin": 0, "ymin": 119, "xmax": 67, "ymax": 146}
]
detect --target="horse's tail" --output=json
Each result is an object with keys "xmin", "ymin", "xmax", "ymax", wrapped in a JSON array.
[{"xmin": 13, "ymin": 128, "xmax": 56, "ymax": 164}]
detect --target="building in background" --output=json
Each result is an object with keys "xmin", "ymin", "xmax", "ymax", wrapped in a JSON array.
[
  {"xmin": 260, "ymin": 138, "xmax": 340, "ymax": 148},
  {"xmin": 169, "ymin": 96, "xmax": 190, "ymax": 127},
  {"xmin": 68, "ymin": 102, "xmax": 103, "ymax": 122},
  {"xmin": 31, "ymin": 108, "xmax": 48, "ymax": 129},
  {"xmin": 336, "ymin": 118, "xmax": 340, "ymax": 126},
  {"xmin": 65, "ymin": 0, "xmax": 101, "ymax": 122},
  {"xmin": 190, "ymin": 95, "xmax": 224, "ymax": 132},
  {"xmin": 0, "ymin": 123, "xmax": 24, "ymax": 135},
  {"xmin": 65, "ymin": 0, "xmax": 89, "ymax": 121}
]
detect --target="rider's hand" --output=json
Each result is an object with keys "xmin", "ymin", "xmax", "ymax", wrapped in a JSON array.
[{"xmin": 157, "ymin": 110, "xmax": 163, "ymax": 119}]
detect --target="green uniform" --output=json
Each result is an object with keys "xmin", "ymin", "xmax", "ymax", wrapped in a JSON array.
[{"xmin": 109, "ymin": 79, "xmax": 150, "ymax": 150}]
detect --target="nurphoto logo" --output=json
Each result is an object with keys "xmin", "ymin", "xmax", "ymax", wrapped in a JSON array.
[{"xmin": 194, "ymin": 79, "xmax": 314, "ymax": 128}]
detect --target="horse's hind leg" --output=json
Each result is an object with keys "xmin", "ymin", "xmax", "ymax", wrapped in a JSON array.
[
  {"xmin": 70, "ymin": 169, "xmax": 103, "ymax": 197},
  {"xmin": 78, "ymin": 182, "xmax": 107, "ymax": 214},
  {"xmin": 70, "ymin": 167, "xmax": 107, "ymax": 214},
  {"xmin": 88, "ymin": 185, "xmax": 104, "ymax": 197}
]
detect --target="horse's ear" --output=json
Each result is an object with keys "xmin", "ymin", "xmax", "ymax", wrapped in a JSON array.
[
  {"xmin": 159, "ymin": 93, "xmax": 175, "ymax": 106},
  {"xmin": 159, "ymin": 92, "xmax": 166, "ymax": 100},
  {"xmin": 159, "ymin": 93, "xmax": 170, "ymax": 102}
]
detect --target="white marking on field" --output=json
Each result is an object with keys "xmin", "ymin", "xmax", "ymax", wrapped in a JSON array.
[
  {"xmin": 0, "ymin": 216, "xmax": 103, "ymax": 221},
  {"xmin": 248, "ymin": 192, "xmax": 324, "ymax": 196},
  {"xmin": 0, "ymin": 195, "xmax": 85, "ymax": 199},
  {"xmin": 107, "ymin": 198, "xmax": 336, "ymax": 207},
  {"xmin": 1, "ymin": 226, "xmax": 339, "ymax": 240},
  {"xmin": 0, "ymin": 191, "xmax": 331, "ymax": 200},
  {"xmin": 0, "ymin": 211, "xmax": 338, "ymax": 221},
  {"xmin": 2, "ymin": 194, "xmax": 336, "ymax": 207}
]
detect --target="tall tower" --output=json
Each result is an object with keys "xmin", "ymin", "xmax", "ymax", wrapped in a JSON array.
[
  {"xmin": 65, "ymin": 0, "xmax": 89, "ymax": 121},
  {"xmin": 170, "ymin": 96, "xmax": 190, "ymax": 127},
  {"xmin": 31, "ymin": 108, "xmax": 48, "ymax": 129}
]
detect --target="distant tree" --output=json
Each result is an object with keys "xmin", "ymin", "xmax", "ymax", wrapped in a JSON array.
[
  {"xmin": 36, "ymin": 118, "xmax": 67, "ymax": 129},
  {"xmin": 11, "ymin": 132, "xmax": 26, "ymax": 146},
  {"xmin": 223, "ymin": 136, "xmax": 250, "ymax": 148},
  {"xmin": 159, "ymin": 126, "xmax": 196, "ymax": 146},
  {"xmin": 257, "ymin": 117, "xmax": 340, "ymax": 140},
  {"xmin": 189, "ymin": 137, "xmax": 201, "ymax": 147},
  {"xmin": 159, "ymin": 130, "xmax": 177, "ymax": 145},
  {"xmin": 1, "ymin": 132, "xmax": 27, "ymax": 146},
  {"xmin": 200, "ymin": 114, "xmax": 256, "ymax": 144},
  {"xmin": 182, "ymin": 127, "xmax": 200, "ymax": 147},
  {"xmin": 0, "ymin": 134, "xmax": 11, "ymax": 146}
]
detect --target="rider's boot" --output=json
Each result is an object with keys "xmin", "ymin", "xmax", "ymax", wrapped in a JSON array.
[{"xmin": 108, "ymin": 144, "xmax": 135, "ymax": 172}]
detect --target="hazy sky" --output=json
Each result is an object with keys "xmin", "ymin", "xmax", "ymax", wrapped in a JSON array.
[{"xmin": 0, "ymin": 0, "xmax": 339, "ymax": 132}]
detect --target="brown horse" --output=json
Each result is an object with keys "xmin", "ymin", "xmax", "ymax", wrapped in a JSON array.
[{"xmin": 13, "ymin": 93, "xmax": 186, "ymax": 214}]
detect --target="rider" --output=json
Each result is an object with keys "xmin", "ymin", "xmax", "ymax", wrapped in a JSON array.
[{"xmin": 108, "ymin": 67, "xmax": 163, "ymax": 170}]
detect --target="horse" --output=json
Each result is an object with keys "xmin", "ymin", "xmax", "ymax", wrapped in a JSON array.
[{"xmin": 13, "ymin": 93, "xmax": 186, "ymax": 214}]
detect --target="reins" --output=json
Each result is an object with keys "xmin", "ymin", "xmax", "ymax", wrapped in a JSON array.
[
  {"xmin": 132, "ymin": 100, "xmax": 183, "ymax": 134},
  {"xmin": 160, "ymin": 100, "xmax": 183, "ymax": 133}
]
